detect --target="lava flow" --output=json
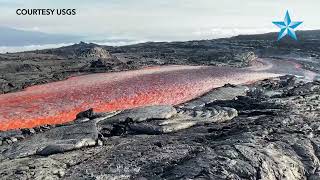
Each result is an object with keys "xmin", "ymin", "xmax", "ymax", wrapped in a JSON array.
[{"xmin": 0, "ymin": 59, "xmax": 316, "ymax": 131}]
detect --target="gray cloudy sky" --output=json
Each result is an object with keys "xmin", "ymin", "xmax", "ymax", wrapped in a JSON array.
[{"xmin": 0, "ymin": 0, "xmax": 319, "ymax": 41}]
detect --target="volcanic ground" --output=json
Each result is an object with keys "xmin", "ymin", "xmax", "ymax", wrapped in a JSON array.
[{"xmin": 1, "ymin": 30, "xmax": 320, "ymax": 179}]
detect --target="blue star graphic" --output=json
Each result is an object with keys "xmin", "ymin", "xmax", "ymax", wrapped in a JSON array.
[{"xmin": 273, "ymin": 11, "xmax": 303, "ymax": 41}]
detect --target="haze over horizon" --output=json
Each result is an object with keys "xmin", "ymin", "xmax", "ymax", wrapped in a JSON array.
[{"xmin": 0, "ymin": 0, "xmax": 319, "ymax": 52}]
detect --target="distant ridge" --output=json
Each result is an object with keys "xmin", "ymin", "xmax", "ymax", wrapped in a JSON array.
[
  {"xmin": 0, "ymin": 26, "xmax": 82, "ymax": 46},
  {"xmin": 232, "ymin": 30, "xmax": 320, "ymax": 41}
]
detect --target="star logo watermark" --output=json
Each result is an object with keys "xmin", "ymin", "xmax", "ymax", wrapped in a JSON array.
[{"xmin": 273, "ymin": 11, "xmax": 303, "ymax": 41}]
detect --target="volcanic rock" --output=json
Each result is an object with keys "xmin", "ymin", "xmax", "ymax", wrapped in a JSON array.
[
  {"xmin": 98, "ymin": 105, "xmax": 177, "ymax": 125},
  {"xmin": 180, "ymin": 85, "xmax": 248, "ymax": 109},
  {"xmin": 76, "ymin": 108, "xmax": 95, "ymax": 119},
  {"xmin": 0, "ymin": 120, "xmax": 98, "ymax": 160},
  {"xmin": 0, "ymin": 157, "xmax": 66, "ymax": 180},
  {"xmin": 78, "ymin": 46, "xmax": 112, "ymax": 59},
  {"xmin": 1, "ymin": 78, "xmax": 320, "ymax": 179},
  {"xmin": 128, "ymin": 106, "xmax": 237, "ymax": 134}
]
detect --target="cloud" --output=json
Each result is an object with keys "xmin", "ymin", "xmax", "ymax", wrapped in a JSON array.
[
  {"xmin": 0, "ymin": 43, "xmax": 73, "ymax": 53},
  {"xmin": 0, "ymin": 0, "xmax": 319, "ymax": 41}
]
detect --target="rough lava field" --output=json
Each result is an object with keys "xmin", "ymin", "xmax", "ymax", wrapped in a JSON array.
[{"xmin": 1, "ymin": 30, "xmax": 320, "ymax": 179}]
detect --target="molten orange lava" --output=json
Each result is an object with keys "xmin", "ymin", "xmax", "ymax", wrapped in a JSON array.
[{"xmin": 1, "ymin": 59, "xmax": 313, "ymax": 131}]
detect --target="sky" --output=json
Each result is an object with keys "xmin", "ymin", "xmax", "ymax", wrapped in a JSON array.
[{"xmin": 0, "ymin": 0, "xmax": 319, "ymax": 41}]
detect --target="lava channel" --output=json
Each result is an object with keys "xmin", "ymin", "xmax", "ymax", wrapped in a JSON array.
[{"xmin": 0, "ymin": 58, "xmax": 315, "ymax": 131}]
